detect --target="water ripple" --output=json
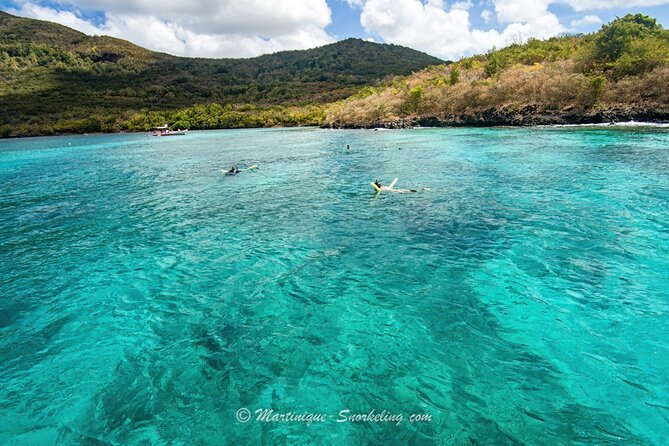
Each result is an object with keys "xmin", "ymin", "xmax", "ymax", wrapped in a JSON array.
[{"xmin": 1, "ymin": 128, "xmax": 668, "ymax": 444}]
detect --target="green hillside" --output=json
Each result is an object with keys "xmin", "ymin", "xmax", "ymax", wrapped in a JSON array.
[
  {"xmin": 327, "ymin": 14, "xmax": 669, "ymax": 127},
  {"xmin": 0, "ymin": 10, "xmax": 443, "ymax": 136}
]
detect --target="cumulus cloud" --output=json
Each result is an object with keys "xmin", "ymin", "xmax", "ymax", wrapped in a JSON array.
[
  {"xmin": 493, "ymin": 0, "xmax": 552, "ymax": 23},
  {"xmin": 358, "ymin": 0, "xmax": 565, "ymax": 60},
  {"xmin": 559, "ymin": 0, "xmax": 669, "ymax": 11},
  {"xmin": 570, "ymin": 15, "xmax": 603, "ymax": 29},
  {"xmin": 9, "ymin": 2, "xmax": 102, "ymax": 35},
  {"xmin": 352, "ymin": 0, "xmax": 669, "ymax": 59},
  {"xmin": 481, "ymin": 9, "xmax": 494, "ymax": 24},
  {"xmin": 452, "ymin": 0, "xmax": 474, "ymax": 10},
  {"xmin": 7, "ymin": 0, "xmax": 669, "ymax": 60},
  {"xmin": 7, "ymin": 0, "xmax": 335, "ymax": 58}
]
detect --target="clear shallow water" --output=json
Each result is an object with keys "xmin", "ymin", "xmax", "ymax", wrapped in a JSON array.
[{"xmin": 0, "ymin": 127, "xmax": 668, "ymax": 445}]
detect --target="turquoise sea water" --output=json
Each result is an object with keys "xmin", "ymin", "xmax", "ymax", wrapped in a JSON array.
[{"xmin": 0, "ymin": 127, "xmax": 668, "ymax": 445}]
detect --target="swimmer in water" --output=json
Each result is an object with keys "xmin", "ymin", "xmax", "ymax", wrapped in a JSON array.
[{"xmin": 373, "ymin": 178, "xmax": 418, "ymax": 193}]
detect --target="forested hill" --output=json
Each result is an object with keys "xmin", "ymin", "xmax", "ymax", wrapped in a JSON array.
[
  {"xmin": 327, "ymin": 14, "xmax": 669, "ymax": 128},
  {"xmin": 0, "ymin": 10, "xmax": 443, "ymax": 136}
]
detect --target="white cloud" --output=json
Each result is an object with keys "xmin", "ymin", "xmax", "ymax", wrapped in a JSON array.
[
  {"xmin": 451, "ymin": 0, "xmax": 474, "ymax": 10},
  {"xmin": 8, "ymin": 0, "xmax": 335, "ymax": 58},
  {"xmin": 9, "ymin": 3, "xmax": 102, "ymax": 35},
  {"xmin": 8, "ymin": 0, "xmax": 669, "ymax": 60},
  {"xmin": 358, "ymin": 0, "xmax": 565, "ymax": 60},
  {"xmin": 43, "ymin": 0, "xmax": 333, "ymax": 35},
  {"xmin": 559, "ymin": 0, "xmax": 669, "ymax": 12},
  {"xmin": 354, "ymin": 0, "xmax": 669, "ymax": 60},
  {"xmin": 493, "ymin": 0, "xmax": 551, "ymax": 23},
  {"xmin": 570, "ymin": 15, "xmax": 602, "ymax": 29}
]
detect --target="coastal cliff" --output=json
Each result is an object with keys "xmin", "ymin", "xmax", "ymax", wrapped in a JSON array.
[{"xmin": 327, "ymin": 106, "xmax": 669, "ymax": 129}]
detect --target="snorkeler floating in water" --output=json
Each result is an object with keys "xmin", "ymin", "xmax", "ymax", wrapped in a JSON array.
[
  {"xmin": 371, "ymin": 178, "xmax": 419, "ymax": 193},
  {"xmin": 222, "ymin": 165, "xmax": 258, "ymax": 176}
]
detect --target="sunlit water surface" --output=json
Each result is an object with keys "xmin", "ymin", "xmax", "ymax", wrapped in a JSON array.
[{"xmin": 1, "ymin": 127, "xmax": 668, "ymax": 445}]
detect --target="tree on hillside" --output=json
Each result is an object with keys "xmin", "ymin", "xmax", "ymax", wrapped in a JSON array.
[
  {"xmin": 588, "ymin": 14, "xmax": 669, "ymax": 78},
  {"xmin": 593, "ymin": 14, "xmax": 661, "ymax": 62}
]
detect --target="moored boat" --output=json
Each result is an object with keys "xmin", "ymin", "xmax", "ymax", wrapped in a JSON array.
[{"xmin": 151, "ymin": 124, "xmax": 187, "ymax": 136}]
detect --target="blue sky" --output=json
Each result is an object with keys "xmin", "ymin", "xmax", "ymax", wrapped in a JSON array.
[{"xmin": 2, "ymin": 0, "xmax": 669, "ymax": 59}]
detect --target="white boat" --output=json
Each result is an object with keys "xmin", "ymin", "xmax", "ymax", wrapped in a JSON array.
[{"xmin": 151, "ymin": 124, "xmax": 187, "ymax": 136}]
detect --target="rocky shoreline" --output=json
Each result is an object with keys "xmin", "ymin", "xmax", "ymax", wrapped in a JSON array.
[{"xmin": 325, "ymin": 106, "xmax": 669, "ymax": 129}]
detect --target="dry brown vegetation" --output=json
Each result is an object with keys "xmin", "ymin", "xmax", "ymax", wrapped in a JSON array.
[
  {"xmin": 326, "ymin": 15, "xmax": 669, "ymax": 127},
  {"xmin": 326, "ymin": 62, "xmax": 669, "ymax": 127}
]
